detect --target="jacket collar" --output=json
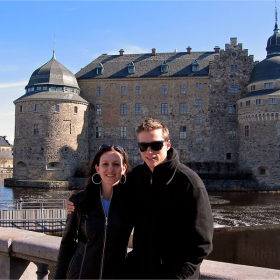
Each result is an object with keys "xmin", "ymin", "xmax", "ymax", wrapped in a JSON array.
[{"xmin": 142, "ymin": 147, "xmax": 179, "ymax": 187}]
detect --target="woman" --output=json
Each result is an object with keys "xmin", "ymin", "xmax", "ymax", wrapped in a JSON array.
[{"xmin": 54, "ymin": 144, "xmax": 132, "ymax": 279}]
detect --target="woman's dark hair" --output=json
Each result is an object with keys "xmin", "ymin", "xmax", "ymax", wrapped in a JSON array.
[{"xmin": 84, "ymin": 144, "xmax": 131, "ymax": 187}]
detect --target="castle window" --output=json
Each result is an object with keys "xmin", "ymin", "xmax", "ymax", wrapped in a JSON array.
[
  {"xmin": 135, "ymin": 86, "xmax": 141, "ymax": 94},
  {"xmin": 16, "ymin": 161, "xmax": 26, "ymax": 170},
  {"xmin": 232, "ymin": 52, "xmax": 236, "ymax": 57},
  {"xmin": 96, "ymin": 104, "xmax": 102, "ymax": 115},
  {"xmin": 162, "ymin": 85, "xmax": 168, "ymax": 94},
  {"xmin": 127, "ymin": 62, "xmax": 135, "ymax": 74},
  {"xmin": 245, "ymin": 100, "xmax": 250, "ymax": 106},
  {"xmin": 196, "ymin": 83, "xmax": 202, "ymax": 89},
  {"xmin": 161, "ymin": 103, "xmax": 168, "ymax": 114},
  {"xmin": 229, "ymin": 129, "xmax": 237, "ymax": 139},
  {"xmin": 55, "ymin": 104, "xmax": 60, "ymax": 113},
  {"xmin": 74, "ymin": 106, "xmax": 78, "ymax": 114},
  {"xmin": 180, "ymin": 149, "xmax": 187, "ymax": 156},
  {"xmin": 244, "ymin": 125, "xmax": 249, "ymax": 137},
  {"xmin": 161, "ymin": 61, "xmax": 169, "ymax": 73},
  {"xmin": 37, "ymin": 86, "xmax": 42, "ymax": 91},
  {"xmin": 226, "ymin": 153, "xmax": 232, "ymax": 160},
  {"xmin": 256, "ymin": 99, "xmax": 263, "ymax": 105},
  {"xmin": 35, "ymin": 104, "xmax": 39, "ymax": 112},
  {"xmin": 230, "ymin": 85, "xmax": 238, "ymax": 93},
  {"xmin": 269, "ymin": 98, "xmax": 276, "ymax": 104},
  {"xmin": 56, "ymin": 87, "xmax": 63, "ymax": 91},
  {"xmin": 258, "ymin": 167, "xmax": 266, "ymax": 175},
  {"xmin": 120, "ymin": 126, "xmax": 127, "ymax": 138},
  {"xmin": 27, "ymin": 87, "xmax": 34, "ymax": 92},
  {"xmin": 95, "ymin": 127, "xmax": 102, "ymax": 139},
  {"xmin": 19, "ymin": 105, "xmax": 23, "ymax": 113},
  {"xmin": 277, "ymin": 124, "xmax": 280, "ymax": 136},
  {"xmin": 135, "ymin": 104, "xmax": 141, "ymax": 115},
  {"xmin": 120, "ymin": 104, "xmax": 127, "ymax": 115},
  {"xmin": 97, "ymin": 87, "xmax": 102, "ymax": 96},
  {"xmin": 63, "ymin": 120, "xmax": 71, "ymax": 134},
  {"xmin": 97, "ymin": 63, "xmax": 104, "ymax": 75},
  {"xmin": 230, "ymin": 65, "xmax": 238, "ymax": 72},
  {"xmin": 240, "ymin": 102, "xmax": 243, "ymax": 107},
  {"xmin": 264, "ymin": 82, "xmax": 273, "ymax": 89},
  {"xmin": 46, "ymin": 162, "xmax": 63, "ymax": 170},
  {"xmin": 121, "ymin": 86, "xmax": 127, "ymax": 95},
  {"xmin": 180, "ymin": 103, "xmax": 187, "ymax": 114},
  {"xmin": 180, "ymin": 84, "xmax": 186, "ymax": 94},
  {"xmin": 34, "ymin": 124, "xmax": 39, "ymax": 134},
  {"xmin": 192, "ymin": 60, "xmax": 199, "ymax": 72},
  {"xmin": 229, "ymin": 104, "xmax": 236, "ymax": 114},
  {"xmin": 196, "ymin": 116, "xmax": 202, "ymax": 124},
  {"xmin": 196, "ymin": 137, "xmax": 202, "ymax": 143},
  {"xmin": 50, "ymin": 86, "xmax": 56, "ymax": 91},
  {"xmin": 179, "ymin": 126, "xmax": 186, "ymax": 139},
  {"xmin": 43, "ymin": 86, "xmax": 48, "ymax": 90},
  {"xmin": 195, "ymin": 99, "xmax": 202, "ymax": 106},
  {"xmin": 251, "ymin": 85, "xmax": 256, "ymax": 91}
]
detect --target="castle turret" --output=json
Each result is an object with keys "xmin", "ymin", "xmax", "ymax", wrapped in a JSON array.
[{"xmin": 13, "ymin": 52, "xmax": 89, "ymax": 181}]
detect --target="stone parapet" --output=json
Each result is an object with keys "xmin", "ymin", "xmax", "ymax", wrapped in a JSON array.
[{"xmin": 1, "ymin": 227, "xmax": 280, "ymax": 279}]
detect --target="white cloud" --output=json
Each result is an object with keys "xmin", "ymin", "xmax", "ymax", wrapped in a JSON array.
[{"xmin": 0, "ymin": 81, "xmax": 28, "ymax": 89}]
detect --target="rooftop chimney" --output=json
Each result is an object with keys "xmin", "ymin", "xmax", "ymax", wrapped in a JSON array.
[
  {"xmin": 152, "ymin": 48, "xmax": 156, "ymax": 56},
  {"xmin": 119, "ymin": 49, "xmax": 124, "ymax": 56},
  {"xmin": 214, "ymin": 46, "xmax": 220, "ymax": 53},
  {"xmin": 187, "ymin": 46, "xmax": 192, "ymax": 54}
]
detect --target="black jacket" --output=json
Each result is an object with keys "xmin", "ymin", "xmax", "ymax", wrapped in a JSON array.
[
  {"xmin": 126, "ymin": 148, "xmax": 214, "ymax": 279},
  {"xmin": 54, "ymin": 183, "xmax": 132, "ymax": 279}
]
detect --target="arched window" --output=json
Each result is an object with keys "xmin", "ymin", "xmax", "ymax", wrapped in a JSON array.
[
  {"xmin": 127, "ymin": 62, "xmax": 135, "ymax": 74},
  {"xmin": 161, "ymin": 61, "xmax": 169, "ymax": 73},
  {"xmin": 96, "ymin": 63, "xmax": 104, "ymax": 75},
  {"xmin": 192, "ymin": 60, "xmax": 199, "ymax": 72},
  {"xmin": 16, "ymin": 161, "xmax": 26, "ymax": 170},
  {"xmin": 258, "ymin": 167, "xmax": 267, "ymax": 175}
]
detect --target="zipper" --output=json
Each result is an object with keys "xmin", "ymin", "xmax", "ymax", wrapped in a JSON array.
[
  {"xmin": 99, "ymin": 189, "xmax": 113, "ymax": 279},
  {"xmin": 78, "ymin": 215, "xmax": 89, "ymax": 280}
]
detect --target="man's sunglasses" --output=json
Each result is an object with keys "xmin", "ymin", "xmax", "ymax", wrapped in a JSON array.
[
  {"xmin": 99, "ymin": 144, "xmax": 124, "ymax": 150},
  {"xmin": 138, "ymin": 140, "xmax": 167, "ymax": 152}
]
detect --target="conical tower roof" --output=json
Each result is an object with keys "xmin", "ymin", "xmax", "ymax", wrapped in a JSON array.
[{"xmin": 26, "ymin": 52, "xmax": 79, "ymax": 89}]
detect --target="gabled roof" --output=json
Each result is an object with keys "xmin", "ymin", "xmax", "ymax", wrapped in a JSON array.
[
  {"xmin": 0, "ymin": 136, "xmax": 12, "ymax": 147},
  {"xmin": 76, "ymin": 51, "xmax": 217, "ymax": 79}
]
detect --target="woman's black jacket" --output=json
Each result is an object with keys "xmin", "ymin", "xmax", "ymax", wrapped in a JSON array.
[
  {"xmin": 125, "ymin": 148, "xmax": 214, "ymax": 279},
  {"xmin": 54, "ymin": 182, "xmax": 132, "ymax": 279}
]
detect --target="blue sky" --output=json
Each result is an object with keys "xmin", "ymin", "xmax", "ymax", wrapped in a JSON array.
[{"xmin": 0, "ymin": 0, "xmax": 276, "ymax": 144}]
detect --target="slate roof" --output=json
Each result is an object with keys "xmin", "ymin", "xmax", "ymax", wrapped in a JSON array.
[
  {"xmin": 26, "ymin": 52, "xmax": 79, "ymax": 89},
  {"xmin": 0, "ymin": 136, "xmax": 12, "ymax": 147},
  {"xmin": 75, "ymin": 51, "xmax": 217, "ymax": 79},
  {"xmin": 14, "ymin": 90, "xmax": 88, "ymax": 104},
  {"xmin": 249, "ymin": 56, "xmax": 280, "ymax": 83},
  {"xmin": 240, "ymin": 88, "xmax": 280, "ymax": 99}
]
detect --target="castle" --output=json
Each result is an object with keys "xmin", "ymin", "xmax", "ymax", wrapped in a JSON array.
[{"xmin": 9, "ymin": 19, "xmax": 280, "ymax": 190}]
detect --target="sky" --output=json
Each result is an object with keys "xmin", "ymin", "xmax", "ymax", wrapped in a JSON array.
[{"xmin": 0, "ymin": 0, "xmax": 277, "ymax": 144}]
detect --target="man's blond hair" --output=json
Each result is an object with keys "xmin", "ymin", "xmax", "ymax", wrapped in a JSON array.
[{"xmin": 136, "ymin": 118, "xmax": 170, "ymax": 140}]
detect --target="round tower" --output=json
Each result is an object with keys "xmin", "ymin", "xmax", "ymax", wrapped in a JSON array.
[
  {"xmin": 13, "ymin": 52, "xmax": 89, "ymax": 182},
  {"xmin": 238, "ymin": 17, "xmax": 280, "ymax": 189}
]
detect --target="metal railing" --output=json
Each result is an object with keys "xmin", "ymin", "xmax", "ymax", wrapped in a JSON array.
[
  {"xmin": 0, "ymin": 199, "xmax": 67, "ymax": 236},
  {"xmin": 0, "ymin": 199, "xmax": 66, "ymax": 210}
]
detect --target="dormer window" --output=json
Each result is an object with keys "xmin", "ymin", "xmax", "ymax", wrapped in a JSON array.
[
  {"xmin": 161, "ymin": 61, "xmax": 169, "ymax": 73},
  {"xmin": 127, "ymin": 62, "xmax": 135, "ymax": 74},
  {"xmin": 97, "ymin": 63, "xmax": 104, "ymax": 75},
  {"xmin": 192, "ymin": 60, "xmax": 199, "ymax": 72}
]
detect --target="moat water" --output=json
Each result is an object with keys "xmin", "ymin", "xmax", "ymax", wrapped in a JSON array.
[{"xmin": 1, "ymin": 178, "xmax": 280, "ymax": 228}]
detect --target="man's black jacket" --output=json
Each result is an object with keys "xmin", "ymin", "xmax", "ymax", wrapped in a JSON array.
[{"xmin": 126, "ymin": 148, "xmax": 214, "ymax": 279}]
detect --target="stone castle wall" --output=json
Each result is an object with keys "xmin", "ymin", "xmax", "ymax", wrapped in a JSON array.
[{"xmin": 13, "ymin": 98, "xmax": 89, "ymax": 180}]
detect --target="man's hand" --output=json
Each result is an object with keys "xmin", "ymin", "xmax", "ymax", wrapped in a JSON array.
[{"xmin": 65, "ymin": 199, "xmax": 75, "ymax": 214}]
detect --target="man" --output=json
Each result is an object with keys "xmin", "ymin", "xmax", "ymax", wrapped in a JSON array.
[{"xmin": 66, "ymin": 118, "xmax": 213, "ymax": 279}]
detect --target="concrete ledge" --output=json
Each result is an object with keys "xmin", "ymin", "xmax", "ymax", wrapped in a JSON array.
[
  {"xmin": 201, "ymin": 260, "xmax": 280, "ymax": 279},
  {"xmin": 1, "ymin": 227, "xmax": 280, "ymax": 280}
]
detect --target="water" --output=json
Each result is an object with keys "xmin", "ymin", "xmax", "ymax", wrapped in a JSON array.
[{"xmin": 1, "ymin": 178, "xmax": 280, "ymax": 227}]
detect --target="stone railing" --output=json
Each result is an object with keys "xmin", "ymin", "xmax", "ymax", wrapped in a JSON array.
[{"xmin": 1, "ymin": 227, "xmax": 280, "ymax": 280}]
